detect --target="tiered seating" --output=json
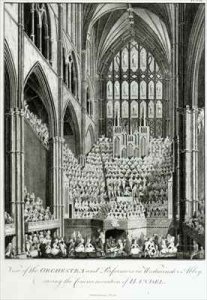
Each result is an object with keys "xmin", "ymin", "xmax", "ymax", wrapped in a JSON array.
[
  {"xmin": 24, "ymin": 188, "xmax": 54, "ymax": 222},
  {"xmin": 63, "ymin": 143, "xmax": 107, "ymax": 218},
  {"xmin": 98, "ymin": 136, "xmax": 172, "ymax": 218},
  {"xmin": 62, "ymin": 136, "xmax": 173, "ymax": 220},
  {"xmin": 106, "ymin": 197, "xmax": 145, "ymax": 219},
  {"xmin": 24, "ymin": 101, "xmax": 49, "ymax": 146}
]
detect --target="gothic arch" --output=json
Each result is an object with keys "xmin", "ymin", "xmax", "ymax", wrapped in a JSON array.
[
  {"xmin": 86, "ymin": 124, "xmax": 95, "ymax": 143},
  {"xmin": 98, "ymin": 31, "xmax": 169, "ymax": 76},
  {"xmin": 24, "ymin": 62, "xmax": 57, "ymax": 137},
  {"xmin": 85, "ymin": 124, "xmax": 95, "ymax": 153},
  {"xmin": 62, "ymin": 100, "xmax": 81, "ymax": 156},
  {"xmin": 4, "ymin": 40, "xmax": 17, "ymax": 108}
]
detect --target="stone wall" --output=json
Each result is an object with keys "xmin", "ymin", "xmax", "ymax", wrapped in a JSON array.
[{"xmin": 24, "ymin": 121, "xmax": 48, "ymax": 206}]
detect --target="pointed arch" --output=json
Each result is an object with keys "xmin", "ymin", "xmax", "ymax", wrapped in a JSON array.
[
  {"xmin": 63, "ymin": 99, "xmax": 81, "ymax": 156},
  {"xmin": 24, "ymin": 62, "xmax": 57, "ymax": 138},
  {"xmin": 4, "ymin": 40, "xmax": 17, "ymax": 108},
  {"xmin": 85, "ymin": 124, "xmax": 95, "ymax": 154}
]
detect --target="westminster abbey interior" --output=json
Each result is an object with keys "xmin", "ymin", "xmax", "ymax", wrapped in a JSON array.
[{"xmin": 4, "ymin": 3, "xmax": 205, "ymax": 259}]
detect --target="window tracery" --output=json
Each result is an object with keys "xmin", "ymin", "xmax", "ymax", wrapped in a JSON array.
[{"xmin": 106, "ymin": 40, "xmax": 164, "ymax": 137}]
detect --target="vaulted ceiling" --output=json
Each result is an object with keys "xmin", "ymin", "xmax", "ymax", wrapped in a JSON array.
[{"xmin": 82, "ymin": 3, "xmax": 174, "ymax": 75}]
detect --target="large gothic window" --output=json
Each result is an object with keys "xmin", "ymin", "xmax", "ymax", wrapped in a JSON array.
[{"xmin": 106, "ymin": 40, "xmax": 164, "ymax": 137}]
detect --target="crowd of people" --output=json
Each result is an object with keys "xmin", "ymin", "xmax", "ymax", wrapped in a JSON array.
[
  {"xmin": 24, "ymin": 188, "xmax": 54, "ymax": 222},
  {"xmin": 63, "ymin": 142, "xmax": 107, "ymax": 218},
  {"xmin": 62, "ymin": 135, "xmax": 173, "ymax": 220},
  {"xmin": 5, "ymin": 212, "xmax": 14, "ymax": 224},
  {"xmin": 144, "ymin": 199, "xmax": 168, "ymax": 218},
  {"xmin": 106, "ymin": 197, "xmax": 145, "ymax": 219},
  {"xmin": 24, "ymin": 230, "xmax": 68, "ymax": 258},
  {"xmin": 5, "ymin": 229, "xmax": 179, "ymax": 258},
  {"xmin": 24, "ymin": 101, "xmax": 49, "ymax": 147},
  {"xmin": 104, "ymin": 232, "xmax": 178, "ymax": 258},
  {"xmin": 96, "ymin": 137, "xmax": 172, "ymax": 218}
]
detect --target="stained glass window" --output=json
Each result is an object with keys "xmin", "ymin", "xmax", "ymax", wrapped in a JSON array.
[
  {"xmin": 148, "ymin": 101, "xmax": 154, "ymax": 118},
  {"xmin": 122, "ymin": 48, "xmax": 128, "ymax": 72},
  {"xmin": 131, "ymin": 100, "xmax": 138, "ymax": 118},
  {"xmin": 106, "ymin": 40, "xmax": 164, "ymax": 137},
  {"xmin": 122, "ymin": 81, "xmax": 129, "ymax": 99},
  {"xmin": 130, "ymin": 81, "xmax": 138, "ymax": 99},
  {"xmin": 148, "ymin": 81, "xmax": 154, "ymax": 99},
  {"xmin": 114, "ymin": 101, "xmax": 120, "ymax": 118},
  {"xmin": 114, "ymin": 81, "xmax": 120, "ymax": 99},
  {"xmin": 107, "ymin": 101, "xmax": 113, "ymax": 118},
  {"xmin": 122, "ymin": 101, "xmax": 129, "ymax": 118},
  {"xmin": 156, "ymin": 81, "xmax": 162, "ymax": 99},
  {"xmin": 156, "ymin": 100, "xmax": 162, "ymax": 118},
  {"xmin": 140, "ymin": 81, "xmax": 146, "ymax": 99},
  {"xmin": 140, "ymin": 48, "xmax": 146, "ymax": 71},
  {"xmin": 107, "ymin": 81, "xmax": 113, "ymax": 100}
]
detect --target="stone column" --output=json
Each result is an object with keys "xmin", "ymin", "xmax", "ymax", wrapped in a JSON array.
[
  {"xmin": 11, "ymin": 3, "xmax": 25, "ymax": 255},
  {"xmin": 57, "ymin": 4, "xmax": 64, "ymax": 236},
  {"xmin": 45, "ymin": 33, "xmax": 50, "ymax": 62},
  {"xmin": 65, "ymin": 62, "xmax": 68, "ymax": 86},
  {"xmin": 15, "ymin": 108, "xmax": 25, "ymax": 255},
  {"xmin": 94, "ymin": 74, "xmax": 104, "ymax": 139},
  {"xmin": 78, "ymin": 4, "xmax": 82, "ymax": 56},
  {"xmin": 68, "ymin": 62, "xmax": 72, "ymax": 91},
  {"xmin": 97, "ymin": 76, "xmax": 105, "ymax": 136},
  {"xmin": 81, "ymin": 50, "xmax": 87, "ymax": 154},
  {"xmin": 7, "ymin": 107, "xmax": 25, "ymax": 254},
  {"xmin": 49, "ymin": 136, "xmax": 64, "ymax": 236},
  {"xmin": 192, "ymin": 106, "xmax": 199, "ymax": 214},
  {"xmin": 37, "ymin": 23, "xmax": 42, "ymax": 52},
  {"xmin": 49, "ymin": 136, "xmax": 59, "ymax": 219},
  {"xmin": 184, "ymin": 106, "xmax": 192, "ymax": 220},
  {"xmin": 171, "ymin": 4, "xmax": 180, "ymax": 228}
]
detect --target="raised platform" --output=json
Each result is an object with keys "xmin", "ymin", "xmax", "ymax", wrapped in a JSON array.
[
  {"xmin": 64, "ymin": 217, "xmax": 172, "ymax": 240},
  {"xmin": 104, "ymin": 218, "xmax": 147, "ymax": 238},
  {"xmin": 64, "ymin": 219, "xmax": 103, "ymax": 240},
  {"xmin": 25, "ymin": 219, "xmax": 61, "ymax": 233}
]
